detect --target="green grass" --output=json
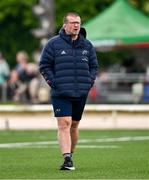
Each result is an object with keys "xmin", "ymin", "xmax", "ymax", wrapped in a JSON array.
[{"xmin": 0, "ymin": 130, "xmax": 149, "ymax": 179}]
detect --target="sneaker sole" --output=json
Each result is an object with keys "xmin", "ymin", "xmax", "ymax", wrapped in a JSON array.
[{"xmin": 60, "ymin": 166, "xmax": 75, "ymax": 170}]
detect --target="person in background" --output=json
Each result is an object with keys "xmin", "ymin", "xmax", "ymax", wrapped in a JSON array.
[
  {"xmin": 39, "ymin": 12, "xmax": 98, "ymax": 170},
  {"xmin": 0, "ymin": 52, "xmax": 10, "ymax": 101},
  {"xmin": 7, "ymin": 70, "xmax": 20, "ymax": 101},
  {"xmin": 14, "ymin": 51, "xmax": 40, "ymax": 103}
]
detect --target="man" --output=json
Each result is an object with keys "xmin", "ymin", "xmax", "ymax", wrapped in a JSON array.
[{"xmin": 39, "ymin": 12, "xmax": 98, "ymax": 170}]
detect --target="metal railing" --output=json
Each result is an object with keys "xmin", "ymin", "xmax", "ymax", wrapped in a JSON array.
[
  {"xmin": 88, "ymin": 73, "xmax": 149, "ymax": 104},
  {"xmin": 1, "ymin": 73, "xmax": 149, "ymax": 104}
]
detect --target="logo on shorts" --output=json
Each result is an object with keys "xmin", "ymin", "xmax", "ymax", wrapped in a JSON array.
[{"xmin": 55, "ymin": 108, "xmax": 61, "ymax": 113}]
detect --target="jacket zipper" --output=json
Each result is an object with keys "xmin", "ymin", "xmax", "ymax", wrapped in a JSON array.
[{"xmin": 72, "ymin": 42, "xmax": 78, "ymax": 96}]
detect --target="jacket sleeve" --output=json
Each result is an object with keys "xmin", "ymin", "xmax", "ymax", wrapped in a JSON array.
[
  {"xmin": 39, "ymin": 41, "xmax": 55, "ymax": 88},
  {"xmin": 89, "ymin": 45, "xmax": 98, "ymax": 86}
]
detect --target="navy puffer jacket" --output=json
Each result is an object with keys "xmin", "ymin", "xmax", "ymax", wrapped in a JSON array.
[{"xmin": 39, "ymin": 28, "xmax": 98, "ymax": 98}]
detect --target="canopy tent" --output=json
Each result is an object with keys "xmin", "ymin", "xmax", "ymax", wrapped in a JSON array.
[{"xmin": 83, "ymin": 0, "xmax": 149, "ymax": 48}]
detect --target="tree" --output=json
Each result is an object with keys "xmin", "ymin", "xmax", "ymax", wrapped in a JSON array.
[
  {"xmin": 0, "ymin": 0, "xmax": 39, "ymax": 67},
  {"xmin": 129, "ymin": 0, "xmax": 149, "ymax": 15},
  {"xmin": 55, "ymin": 0, "xmax": 114, "ymax": 30}
]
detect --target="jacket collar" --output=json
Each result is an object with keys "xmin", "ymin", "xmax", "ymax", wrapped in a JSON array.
[{"xmin": 59, "ymin": 28, "xmax": 86, "ymax": 48}]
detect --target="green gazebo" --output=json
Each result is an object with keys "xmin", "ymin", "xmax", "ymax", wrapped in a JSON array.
[{"xmin": 84, "ymin": 0, "xmax": 149, "ymax": 48}]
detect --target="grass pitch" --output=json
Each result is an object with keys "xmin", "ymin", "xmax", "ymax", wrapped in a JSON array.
[{"xmin": 0, "ymin": 129, "xmax": 149, "ymax": 179}]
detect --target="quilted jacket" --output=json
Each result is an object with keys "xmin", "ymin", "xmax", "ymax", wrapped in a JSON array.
[{"xmin": 39, "ymin": 27, "xmax": 98, "ymax": 98}]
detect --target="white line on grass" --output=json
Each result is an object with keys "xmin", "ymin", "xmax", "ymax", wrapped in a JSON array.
[
  {"xmin": 0, "ymin": 141, "xmax": 58, "ymax": 148},
  {"xmin": 0, "ymin": 144, "xmax": 119, "ymax": 149},
  {"xmin": 50, "ymin": 145, "xmax": 119, "ymax": 149},
  {"xmin": 78, "ymin": 136, "xmax": 149, "ymax": 143},
  {"xmin": 0, "ymin": 136, "xmax": 149, "ymax": 148}
]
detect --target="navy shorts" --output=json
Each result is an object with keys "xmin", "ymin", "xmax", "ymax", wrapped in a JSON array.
[{"xmin": 51, "ymin": 96, "xmax": 87, "ymax": 121}]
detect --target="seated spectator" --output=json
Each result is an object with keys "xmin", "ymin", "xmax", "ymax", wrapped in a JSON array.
[
  {"xmin": 7, "ymin": 70, "xmax": 20, "ymax": 101},
  {"xmin": 0, "ymin": 52, "xmax": 10, "ymax": 101},
  {"xmin": 14, "ymin": 51, "xmax": 40, "ymax": 103}
]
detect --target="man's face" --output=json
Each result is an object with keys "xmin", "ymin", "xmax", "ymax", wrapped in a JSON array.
[{"xmin": 63, "ymin": 15, "xmax": 81, "ymax": 36}]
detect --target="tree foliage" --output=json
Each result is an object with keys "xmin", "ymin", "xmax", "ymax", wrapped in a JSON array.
[
  {"xmin": 0, "ymin": 0, "xmax": 39, "ymax": 67},
  {"xmin": 129, "ymin": 0, "xmax": 149, "ymax": 15},
  {"xmin": 55, "ymin": 0, "xmax": 114, "ymax": 30}
]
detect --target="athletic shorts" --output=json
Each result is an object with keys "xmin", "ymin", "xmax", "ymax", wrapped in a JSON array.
[{"xmin": 51, "ymin": 96, "xmax": 87, "ymax": 121}]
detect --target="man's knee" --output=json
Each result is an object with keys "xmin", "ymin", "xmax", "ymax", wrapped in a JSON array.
[
  {"xmin": 71, "ymin": 120, "xmax": 79, "ymax": 129},
  {"xmin": 57, "ymin": 117, "xmax": 72, "ymax": 131}
]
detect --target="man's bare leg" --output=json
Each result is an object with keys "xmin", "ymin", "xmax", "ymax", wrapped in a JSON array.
[
  {"xmin": 57, "ymin": 116, "xmax": 72, "ymax": 154},
  {"xmin": 57, "ymin": 116, "xmax": 75, "ymax": 170},
  {"xmin": 70, "ymin": 120, "xmax": 80, "ymax": 153}
]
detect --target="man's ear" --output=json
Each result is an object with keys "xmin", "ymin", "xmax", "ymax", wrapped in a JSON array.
[{"xmin": 63, "ymin": 24, "xmax": 66, "ymax": 29}]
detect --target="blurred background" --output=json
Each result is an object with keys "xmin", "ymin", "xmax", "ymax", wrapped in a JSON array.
[{"xmin": 0, "ymin": 0, "xmax": 149, "ymax": 105}]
